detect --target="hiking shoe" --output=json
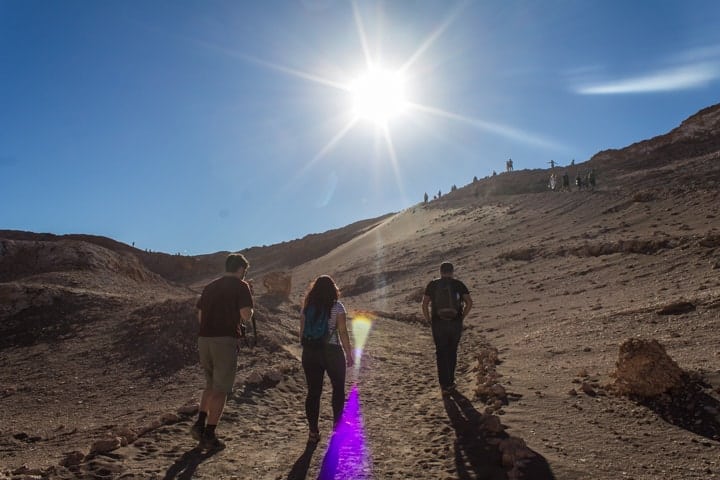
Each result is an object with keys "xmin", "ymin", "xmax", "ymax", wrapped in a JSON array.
[
  {"xmin": 189, "ymin": 423, "xmax": 204, "ymax": 441},
  {"xmin": 199, "ymin": 434, "xmax": 226, "ymax": 451}
]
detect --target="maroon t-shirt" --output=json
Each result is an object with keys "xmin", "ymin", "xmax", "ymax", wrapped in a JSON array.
[{"xmin": 196, "ymin": 276, "xmax": 254, "ymax": 337}]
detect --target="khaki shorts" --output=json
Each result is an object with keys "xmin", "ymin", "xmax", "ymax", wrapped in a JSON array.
[{"xmin": 198, "ymin": 336, "xmax": 238, "ymax": 393}]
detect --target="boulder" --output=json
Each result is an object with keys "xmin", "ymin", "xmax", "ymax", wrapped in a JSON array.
[
  {"xmin": 612, "ymin": 338, "xmax": 684, "ymax": 397},
  {"xmin": 262, "ymin": 271, "xmax": 292, "ymax": 298}
]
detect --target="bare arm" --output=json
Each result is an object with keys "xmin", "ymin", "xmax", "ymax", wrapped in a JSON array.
[
  {"xmin": 461, "ymin": 293, "xmax": 473, "ymax": 320},
  {"xmin": 299, "ymin": 313, "xmax": 305, "ymax": 343},
  {"xmin": 336, "ymin": 312, "xmax": 354, "ymax": 367},
  {"xmin": 421, "ymin": 295, "xmax": 431, "ymax": 324},
  {"xmin": 240, "ymin": 306, "xmax": 254, "ymax": 323}
]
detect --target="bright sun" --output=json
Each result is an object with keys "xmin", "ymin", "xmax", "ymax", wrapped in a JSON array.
[{"xmin": 350, "ymin": 69, "xmax": 407, "ymax": 125}]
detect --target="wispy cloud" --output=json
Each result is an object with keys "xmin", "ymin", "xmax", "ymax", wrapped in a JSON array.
[
  {"xmin": 576, "ymin": 62, "xmax": 720, "ymax": 95},
  {"xmin": 408, "ymin": 103, "xmax": 569, "ymax": 151},
  {"xmin": 574, "ymin": 44, "xmax": 720, "ymax": 95}
]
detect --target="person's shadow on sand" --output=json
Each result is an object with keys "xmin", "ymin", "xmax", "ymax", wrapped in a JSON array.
[
  {"xmin": 286, "ymin": 441, "xmax": 319, "ymax": 480},
  {"xmin": 443, "ymin": 390, "xmax": 556, "ymax": 480},
  {"xmin": 163, "ymin": 447, "xmax": 221, "ymax": 480}
]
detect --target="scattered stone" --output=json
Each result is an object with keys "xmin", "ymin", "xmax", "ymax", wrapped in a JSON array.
[
  {"xmin": 12, "ymin": 465, "xmax": 43, "ymax": 476},
  {"xmin": 581, "ymin": 382, "xmax": 597, "ymax": 397},
  {"xmin": 405, "ymin": 287, "xmax": 425, "ymax": 304},
  {"xmin": 265, "ymin": 370, "xmax": 283, "ymax": 383},
  {"xmin": 1, "ymin": 385, "xmax": 17, "ymax": 398},
  {"xmin": 568, "ymin": 388, "xmax": 578, "ymax": 396},
  {"xmin": 490, "ymin": 384, "xmax": 506, "ymax": 397},
  {"xmin": 656, "ymin": 300, "xmax": 696, "ymax": 315},
  {"xmin": 246, "ymin": 372, "xmax": 264, "ymax": 385},
  {"xmin": 159, "ymin": 413, "xmax": 179, "ymax": 425},
  {"xmin": 113, "ymin": 427, "xmax": 137, "ymax": 446},
  {"xmin": 89, "ymin": 437, "xmax": 121, "ymax": 453},
  {"xmin": 59, "ymin": 451, "xmax": 85, "ymax": 467},
  {"xmin": 482, "ymin": 415, "xmax": 505, "ymax": 434},
  {"xmin": 177, "ymin": 403, "xmax": 199, "ymax": 416},
  {"xmin": 142, "ymin": 419, "xmax": 162, "ymax": 433},
  {"xmin": 499, "ymin": 436, "xmax": 534, "ymax": 469}
]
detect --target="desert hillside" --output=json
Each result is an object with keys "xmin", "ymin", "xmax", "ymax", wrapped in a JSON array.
[{"xmin": 1, "ymin": 104, "xmax": 720, "ymax": 479}]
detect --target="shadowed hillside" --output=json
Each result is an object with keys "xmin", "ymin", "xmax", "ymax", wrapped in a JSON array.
[{"xmin": 1, "ymin": 214, "xmax": 391, "ymax": 286}]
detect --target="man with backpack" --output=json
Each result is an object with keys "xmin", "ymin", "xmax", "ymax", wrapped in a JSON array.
[
  {"xmin": 422, "ymin": 262, "xmax": 473, "ymax": 395},
  {"xmin": 191, "ymin": 253, "xmax": 254, "ymax": 450}
]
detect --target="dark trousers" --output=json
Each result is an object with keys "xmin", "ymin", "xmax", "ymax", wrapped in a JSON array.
[
  {"xmin": 431, "ymin": 319, "xmax": 463, "ymax": 388},
  {"xmin": 301, "ymin": 344, "xmax": 346, "ymax": 433}
]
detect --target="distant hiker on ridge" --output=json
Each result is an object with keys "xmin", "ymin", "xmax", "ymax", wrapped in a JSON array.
[
  {"xmin": 191, "ymin": 253, "xmax": 254, "ymax": 450},
  {"xmin": 300, "ymin": 275, "xmax": 354, "ymax": 443},
  {"xmin": 424, "ymin": 192, "xmax": 429, "ymax": 204},
  {"xmin": 422, "ymin": 262, "xmax": 473, "ymax": 395},
  {"xmin": 506, "ymin": 158, "xmax": 513, "ymax": 172},
  {"xmin": 587, "ymin": 169, "xmax": 596, "ymax": 190},
  {"xmin": 562, "ymin": 171, "xmax": 570, "ymax": 192}
]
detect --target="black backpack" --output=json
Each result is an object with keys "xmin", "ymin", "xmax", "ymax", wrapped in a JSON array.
[{"xmin": 432, "ymin": 279, "xmax": 461, "ymax": 320}]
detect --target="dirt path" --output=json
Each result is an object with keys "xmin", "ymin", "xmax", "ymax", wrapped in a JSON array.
[{"xmin": 54, "ymin": 316, "xmax": 545, "ymax": 479}]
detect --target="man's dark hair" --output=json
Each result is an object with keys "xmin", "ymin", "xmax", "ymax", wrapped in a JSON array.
[
  {"xmin": 440, "ymin": 262, "xmax": 454, "ymax": 274},
  {"xmin": 226, "ymin": 253, "xmax": 249, "ymax": 273}
]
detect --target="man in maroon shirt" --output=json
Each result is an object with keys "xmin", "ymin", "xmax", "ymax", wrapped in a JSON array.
[{"xmin": 191, "ymin": 253, "xmax": 254, "ymax": 450}]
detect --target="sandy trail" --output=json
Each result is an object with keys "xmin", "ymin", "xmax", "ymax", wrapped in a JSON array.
[{"xmin": 57, "ymin": 315, "xmax": 534, "ymax": 479}]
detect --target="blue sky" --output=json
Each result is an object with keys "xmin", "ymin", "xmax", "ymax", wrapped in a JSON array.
[{"xmin": 1, "ymin": 0, "xmax": 719, "ymax": 255}]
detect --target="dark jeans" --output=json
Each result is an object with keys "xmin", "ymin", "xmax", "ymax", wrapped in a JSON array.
[
  {"xmin": 301, "ymin": 344, "xmax": 346, "ymax": 433},
  {"xmin": 431, "ymin": 319, "xmax": 463, "ymax": 388}
]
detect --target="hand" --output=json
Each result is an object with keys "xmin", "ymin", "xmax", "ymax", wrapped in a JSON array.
[{"xmin": 346, "ymin": 354, "xmax": 355, "ymax": 368}]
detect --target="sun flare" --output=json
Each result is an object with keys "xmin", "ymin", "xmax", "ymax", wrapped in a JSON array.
[{"xmin": 350, "ymin": 69, "xmax": 407, "ymax": 125}]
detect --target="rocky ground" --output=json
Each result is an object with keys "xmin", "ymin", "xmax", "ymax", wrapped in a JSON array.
[{"xmin": 2, "ymin": 104, "xmax": 720, "ymax": 479}]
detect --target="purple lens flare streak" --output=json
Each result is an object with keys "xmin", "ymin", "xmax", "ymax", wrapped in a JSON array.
[{"xmin": 318, "ymin": 385, "xmax": 371, "ymax": 479}]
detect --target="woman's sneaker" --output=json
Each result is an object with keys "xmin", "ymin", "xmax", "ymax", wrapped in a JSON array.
[
  {"xmin": 189, "ymin": 423, "xmax": 204, "ymax": 441},
  {"xmin": 441, "ymin": 383, "xmax": 457, "ymax": 395}
]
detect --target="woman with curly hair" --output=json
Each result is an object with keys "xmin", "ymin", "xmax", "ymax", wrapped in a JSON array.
[{"xmin": 300, "ymin": 275, "xmax": 354, "ymax": 443}]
